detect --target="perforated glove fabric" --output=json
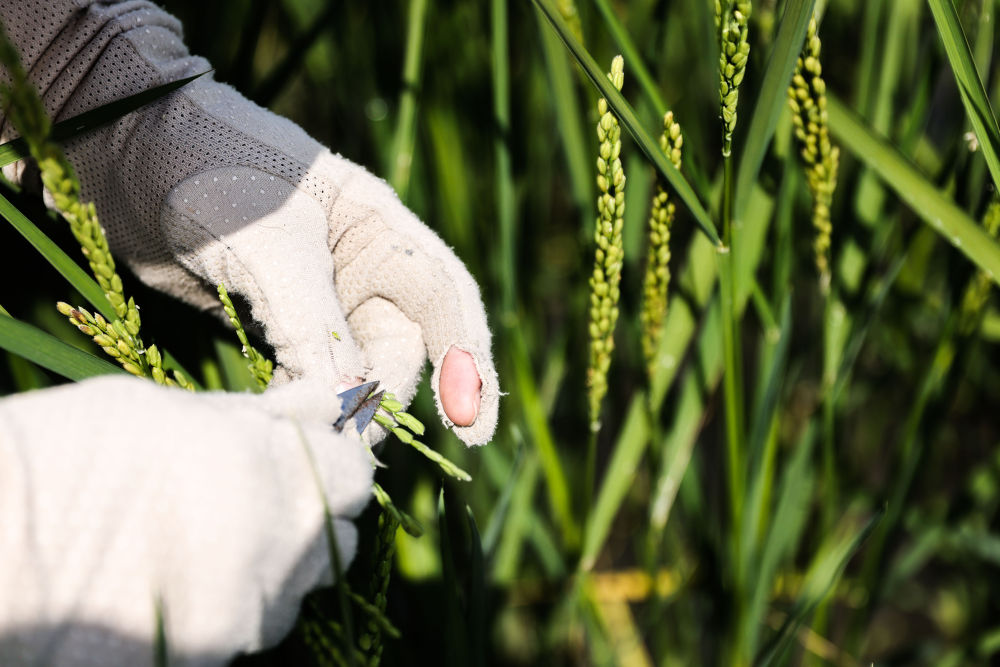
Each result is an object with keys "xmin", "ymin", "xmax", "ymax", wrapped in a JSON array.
[
  {"xmin": 0, "ymin": 375, "xmax": 373, "ymax": 666},
  {"xmin": 0, "ymin": 0, "xmax": 499, "ymax": 445}
]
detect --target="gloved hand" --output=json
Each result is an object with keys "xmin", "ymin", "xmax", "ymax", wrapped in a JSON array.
[
  {"xmin": 0, "ymin": 0, "xmax": 501, "ymax": 664},
  {"xmin": 0, "ymin": 0, "xmax": 499, "ymax": 445},
  {"xmin": 0, "ymin": 375, "xmax": 373, "ymax": 666}
]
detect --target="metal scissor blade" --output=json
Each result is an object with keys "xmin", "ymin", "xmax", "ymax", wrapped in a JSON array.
[
  {"xmin": 350, "ymin": 390, "xmax": 384, "ymax": 435},
  {"xmin": 333, "ymin": 380, "xmax": 380, "ymax": 433}
]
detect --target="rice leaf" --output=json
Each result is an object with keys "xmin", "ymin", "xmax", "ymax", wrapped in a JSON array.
[
  {"xmin": 0, "ymin": 72, "xmax": 208, "ymax": 167},
  {"xmin": 492, "ymin": 451, "xmax": 540, "ymax": 581},
  {"xmin": 580, "ymin": 395, "xmax": 650, "ymax": 570},
  {"xmin": 648, "ymin": 368, "xmax": 711, "ymax": 533},
  {"xmin": 252, "ymin": 3, "xmax": 337, "ymax": 106},
  {"xmin": 535, "ymin": 12, "xmax": 592, "ymax": 214},
  {"xmin": 743, "ymin": 423, "xmax": 817, "ymax": 658},
  {"xmin": 466, "ymin": 506, "xmax": 487, "ymax": 667},
  {"xmin": 492, "ymin": 0, "xmax": 518, "ymax": 316},
  {"xmin": 438, "ymin": 489, "xmax": 470, "ymax": 667},
  {"xmin": 0, "ymin": 191, "xmax": 114, "ymax": 318},
  {"xmin": 828, "ymin": 94, "xmax": 1000, "ymax": 282},
  {"xmin": 756, "ymin": 506, "xmax": 884, "ymax": 666},
  {"xmin": 741, "ymin": 296, "xmax": 792, "ymax": 556},
  {"xmin": 531, "ymin": 0, "xmax": 721, "ymax": 245},
  {"xmin": 589, "ymin": 0, "xmax": 667, "ymax": 116},
  {"xmin": 733, "ymin": 0, "xmax": 815, "ymax": 217},
  {"xmin": 511, "ymin": 327, "xmax": 578, "ymax": 548},
  {"xmin": 481, "ymin": 435, "xmax": 523, "ymax": 556},
  {"xmin": 0, "ymin": 312, "xmax": 125, "ymax": 381},
  {"xmin": 927, "ymin": 0, "xmax": 1000, "ymax": 192},
  {"xmin": 388, "ymin": 0, "xmax": 429, "ymax": 200}
]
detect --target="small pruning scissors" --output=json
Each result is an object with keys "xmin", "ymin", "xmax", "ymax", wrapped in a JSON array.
[{"xmin": 333, "ymin": 380, "xmax": 383, "ymax": 434}]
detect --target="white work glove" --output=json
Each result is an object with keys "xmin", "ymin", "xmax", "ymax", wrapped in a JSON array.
[
  {"xmin": 0, "ymin": 375, "xmax": 373, "ymax": 666},
  {"xmin": 0, "ymin": 0, "xmax": 499, "ymax": 445}
]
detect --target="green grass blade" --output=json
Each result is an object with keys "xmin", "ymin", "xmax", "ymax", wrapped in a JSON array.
[
  {"xmin": 854, "ymin": 0, "xmax": 885, "ymax": 117},
  {"xmin": 426, "ymin": 105, "xmax": 473, "ymax": 256},
  {"xmin": 829, "ymin": 94, "xmax": 1000, "ymax": 281},
  {"xmin": 927, "ymin": 0, "xmax": 1000, "ymax": 192},
  {"xmin": 742, "ymin": 297, "xmax": 792, "ymax": 547},
  {"xmin": 212, "ymin": 337, "xmax": 258, "ymax": 392},
  {"xmin": 580, "ymin": 395, "xmax": 650, "ymax": 570},
  {"xmin": 438, "ymin": 489, "xmax": 470, "ymax": 667},
  {"xmin": 588, "ymin": 0, "xmax": 711, "ymax": 195},
  {"xmin": 0, "ymin": 313, "xmax": 126, "ymax": 380},
  {"xmin": 296, "ymin": 423, "xmax": 357, "ymax": 666},
  {"xmin": 648, "ymin": 231, "xmax": 718, "ymax": 409},
  {"xmin": 493, "ymin": 0, "xmax": 518, "ymax": 317},
  {"xmin": 0, "ymin": 191, "xmax": 114, "ymax": 319},
  {"xmin": 535, "ymin": 12, "xmax": 592, "ymax": 214},
  {"xmin": 744, "ymin": 423, "xmax": 817, "ymax": 658},
  {"xmin": 389, "ymin": 0, "xmax": 429, "ymax": 200},
  {"xmin": 153, "ymin": 596, "xmax": 168, "ymax": 667},
  {"xmin": 648, "ymin": 368, "xmax": 711, "ymax": 533},
  {"xmin": 252, "ymin": 3, "xmax": 336, "ymax": 107},
  {"xmin": 649, "ymin": 184, "xmax": 774, "ymax": 413},
  {"xmin": 589, "ymin": 0, "xmax": 666, "ymax": 115},
  {"xmin": 511, "ymin": 327, "xmax": 578, "ymax": 549},
  {"xmin": 465, "ymin": 506, "xmax": 487, "ymax": 667},
  {"xmin": 0, "ymin": 191, "xmax": 202, "ymax": 389},
  {"xmin": 492, "ymin": 451, "xmax": 540, "ymax": 581},
  {"xmin": 831, "ymin": 254, "xmax": 906, "ymax": 402},
  {"xmin": 0, "ymin": 72, "xmax": 209, "ymax": 168},
  {"xmin": 531, "ymin": 0, "xmax": 720, "ymax": 245},
  {"xmin": 481, "ymin": 436, "xmax": 523, "ymax": 556},
  {"xmin": 733, "ymin": 0, "xmax": 815, "ymax": 218},
  {"xmin": 6, "ymin": 351, "xmax": 51, "ymax": 391},
  {"xmin": 757, "ymin": 506, "xmax": 885, "ymax": 666}
]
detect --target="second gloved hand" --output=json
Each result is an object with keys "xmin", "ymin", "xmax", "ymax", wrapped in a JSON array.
[{"xmin": 0, "ymin": 375, "xmax": 373, "ymax": 665}]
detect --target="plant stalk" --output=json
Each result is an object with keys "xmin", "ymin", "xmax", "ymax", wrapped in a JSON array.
[{"xmin": 720, "ymin": 153, "xmax": 748, "ymax": 663}]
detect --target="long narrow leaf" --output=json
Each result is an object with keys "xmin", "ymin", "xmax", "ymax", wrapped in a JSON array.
[
  {"xmin": 438, "ymin": 489, "xmax": 470, "ymax": 667},
  {"xmin": 466, "ymin": 507, "xmax": 487, "ymax": 667},
  {"xmin": 581, "ymin": 395, "xmax": 650, "ymax": 570},
  {"xmin": 0, "ymin": 313, "xmax": 125, "ymax": 381},
  {"xmin": 757, "ymin": 507, "xmax": 885, "ymax": 666},
  {"xmin": 927, "ymin": 0, "xmax": 1000, "ymax": 192},
  {"xmin": 0, "ymin": 192, "xmax": 202, "ymax": 389},
  {"xmin": 0, "ymin": 191, "xmax": 114, "ymax": 318},
  {"xmin": 0, "ymin": 72, "xmax": 209, "ymax": 167},
  {"xmin": 389, "ymin": 0, "xmax": 429, "ymax": 200},
  {"xmin": 733, "ymin": 0, "xmax": 815, "ymax": 217},
  {"xmin": 531, "ymin": 0, "xmax": 721, "ymax": 245},
  {"xmin": 535, "ymin": 12, "xmax": 592, "ymax": 214},
  {"xmin": 829, "ymin": 94, "xmax": 1000, "ymax": 282},
  {"xmin": 743, "ymin": 423, "xmax": 817, "ymax": 658},
  {"xmin": 590, "ymin": 0, "xmax": 667, "ymax": 115}
]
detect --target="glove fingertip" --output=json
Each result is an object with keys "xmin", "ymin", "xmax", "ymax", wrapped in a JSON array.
[{"xmin": 431, "ymin": 346, "xmax": 499, "ymax": 447}]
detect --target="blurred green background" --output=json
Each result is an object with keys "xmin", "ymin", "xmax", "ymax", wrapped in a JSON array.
[{"xmin": 4, "ymin": 0, "xmax": 1000, "ymax": 664}]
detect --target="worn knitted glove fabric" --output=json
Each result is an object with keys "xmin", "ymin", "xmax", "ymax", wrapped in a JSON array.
[
  {"xmin": 0, "ymin": 375, "xmax": 373, "ymax": 666},
  {"xmin": 0, "ymin": 0, "xmax": 499, "ymax": 445}
]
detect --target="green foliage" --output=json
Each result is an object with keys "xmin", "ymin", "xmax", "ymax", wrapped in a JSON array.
[{"xmin": 5, "ymin": 0, "xmax": 1000, "ymax": 665}]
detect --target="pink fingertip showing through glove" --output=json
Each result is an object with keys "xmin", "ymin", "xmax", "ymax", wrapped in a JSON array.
[{"xmin": 438, "ymin": 346, "xmax": 481, "ymax": 427}]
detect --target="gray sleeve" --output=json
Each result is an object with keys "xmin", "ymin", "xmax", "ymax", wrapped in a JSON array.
[{"xmin": 0, "ymin": 1, "xmax": 187, "ymax": 142}]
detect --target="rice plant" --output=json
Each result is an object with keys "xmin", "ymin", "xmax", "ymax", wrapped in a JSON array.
[{"xmin": 3, "ymin": 0, "xmax": 1000, "ymax": 665}]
